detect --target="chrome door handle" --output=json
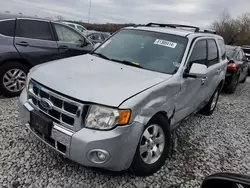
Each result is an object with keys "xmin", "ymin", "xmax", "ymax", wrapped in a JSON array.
[{"xmin": 201, "ymin": 77, "xmax": 207, "ymax": 85}]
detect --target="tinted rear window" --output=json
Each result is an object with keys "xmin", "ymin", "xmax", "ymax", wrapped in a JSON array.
[
  {"xmin": 207, "ymin": 39, "xmax": 219, "ymax": 66},
  {"xmin": 16, "ymin": 19, "xmax": 53, "ymax": 40},
  {"xmin": 218, "ymin": 39, "xmax": 226, "ymax": 60},
  {"xmin": 0, "ymin": 20, "xmax": 15, "ymax": 37}
]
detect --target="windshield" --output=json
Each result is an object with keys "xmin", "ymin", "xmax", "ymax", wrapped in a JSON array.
[
  {"xmin": 93, "ymin": 29, "xmax": 188, "ymax": 74},
  {"xmin": 242, "ymin": 48, "xmax": 250, "ymax": 54}
]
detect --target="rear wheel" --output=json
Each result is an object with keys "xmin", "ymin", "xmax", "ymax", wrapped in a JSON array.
[
  {"xmin": 199, "ymin": 87, "xmax": 220, "ymax": 116},
  {"xmin": 130, "ymin": 114, "xmax": 171, "ymax": 176},
  {"xmin": 224, "ymin": 71, "xmax": 240, "ymax": 94},
  {"xmin": 0, "ymin": 61, "xmax": 29, "ymax": 97}
]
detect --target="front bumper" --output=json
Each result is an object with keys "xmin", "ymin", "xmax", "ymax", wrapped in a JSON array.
[{"xmin": 19, "ymin": 89, "xmax": 144, "ymax": 171}]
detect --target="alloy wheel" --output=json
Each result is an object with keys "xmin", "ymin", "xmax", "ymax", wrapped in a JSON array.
[
  {"xmin": 140, "ymin": 124, "xmax": 165, "ymax": 164},
  {"xmin": 3, "ymin": 69, "xmax": 27, "ymax": 92}
]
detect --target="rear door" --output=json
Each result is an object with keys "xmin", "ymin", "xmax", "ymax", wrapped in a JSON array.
[
  {"xmin": 205, "ymin": 39, "xmax": 223, "ymax": 98},
  {"xmin": 237, "ymin": 50, "xmax": 248, "ymax": 81},
  {"xmin": 52, "ymin": 23, "xmax": 93, "ymax": 58},
  {"xmin": 14, "ymin": 19, "xmax": 60, "ymax": 65}
]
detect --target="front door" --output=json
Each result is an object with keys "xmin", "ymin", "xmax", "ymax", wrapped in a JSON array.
[
  {"xmin": 52, "ymin": 23, "xmax": 93, "ymax": 59},
  {"xmin": 14, "ymin": 19, "xmax": 60, "ymax": 65},
  {"xmin": 173, "ymin": 39, "xmax": 208, "ymax": 123}
]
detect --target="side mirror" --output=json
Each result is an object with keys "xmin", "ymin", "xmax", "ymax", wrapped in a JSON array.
[
  {"xmin": 93, "ymin": 43, "xmax": 101, "ymax": 49},
  {"xmin": 201, "ymin": 173, "xmax": 250, "ymax": 188},
  {"xmin": 184, "ymin": 63, "xmax": 208, "ymax": 78}
]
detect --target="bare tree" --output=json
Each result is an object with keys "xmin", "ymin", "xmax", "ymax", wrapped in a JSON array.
[{"xmin": 212, "ymin": 11, "xmax": 250, "ymax": 45}]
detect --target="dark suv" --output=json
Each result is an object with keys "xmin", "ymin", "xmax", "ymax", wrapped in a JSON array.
[{"xmin": 0, "ymin": 14, "xmax": 93, "ymax": 97}]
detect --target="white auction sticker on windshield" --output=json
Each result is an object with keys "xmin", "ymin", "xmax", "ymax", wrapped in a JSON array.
[{"xmin": 154, "ymin": 39, "xmax": 177, "ymax": 48}]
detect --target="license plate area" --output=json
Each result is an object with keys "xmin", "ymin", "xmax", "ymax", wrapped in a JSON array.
[{"xmin": 30, "ymin": 110, "xmax": 53, "ymax": 137}]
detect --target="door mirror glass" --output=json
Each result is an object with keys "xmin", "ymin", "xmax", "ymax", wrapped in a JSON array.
[
  {"xmin": 93, "ymin": 43, "xmax": 101, "ymax": 49},
  {"xmin": 185, "ymin": 63, "xmax": 208, "ymax": 78},
  {"xmin": 201, "ymin": 173, "xmax": 250, "ymax": 188}
]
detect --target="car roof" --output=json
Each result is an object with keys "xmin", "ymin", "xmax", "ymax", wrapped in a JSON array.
[
  {"xmin": 0, "ymin": 13, "xmax": 48, "ymax": 22},
  {"xmin": 124, "ymin": 25, "xmax": 223, "ymax": 40}
]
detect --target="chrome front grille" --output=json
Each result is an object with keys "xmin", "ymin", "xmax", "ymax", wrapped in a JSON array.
[{"xmin": 28, "ymin": 80, "xmax": 86, "ymax": 131}]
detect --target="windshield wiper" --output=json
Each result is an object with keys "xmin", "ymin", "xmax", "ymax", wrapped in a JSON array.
[
  {"xmin": 92, "ymin": 52, "xmax": 111, "ymax": 60},
  {"xmin": 110, "ymin": 59, "xmax": 143, "ymax": 68}
]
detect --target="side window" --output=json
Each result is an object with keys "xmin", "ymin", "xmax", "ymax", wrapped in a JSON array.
[
  {"xmin": 0, "ymin": 20, "xmax": 15, "ymax": 37},
  {"xmin": 89, "ymin": 34, "xmax": 103, "ymax": 41},
  {"xmin": 207, "ymin": 39, "xmax": 219, "ymax": 66},
  {"xmin": 218, "ymin": 39, "xmax": 226, "ymax": 60},
  {"xmin": 102, "ymin": 34, "xmax": 110, "ymax": 39},
  {"xmin": 188, "ymin": 40, "xmax": 207, "ymax": 67},
  {"xmin": 54, "ymin": 24, "xmax": 84, "ymax": 43},
  {"xmin": 77, "ymin": 25, "xmax": 86, "ymax": 32},
  {"xmin": 16, "ymin": 20, "xmax": 53, "ymax": 40},
  {"xmin": 236, "ymin": 51, "xmax": 243, "ymax": 61},
  {"xmin": 68, "ymin": 24, "xmax": 75, "ymax": 28},
  {"xmin": 236, "ymin": 52, "xmax": 240, "ymax": 60}
]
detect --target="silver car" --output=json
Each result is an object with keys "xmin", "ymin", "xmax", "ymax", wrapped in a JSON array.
[{"xmin": 19, "ymin": 23, "xmax": 227, "ymax": 176}]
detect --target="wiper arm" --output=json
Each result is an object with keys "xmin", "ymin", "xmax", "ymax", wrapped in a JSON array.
[
  {"xmin": 110, "ymin": 59, "xmax": 142, "ymax": 68},
  {"xmin": 92, "ymin": 52, "xmax": 111, "ymax": 60}
]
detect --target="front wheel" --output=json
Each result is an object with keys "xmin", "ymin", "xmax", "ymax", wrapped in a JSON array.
[{"xmin": 130, "ymin": 114, "xmax": 171, "ymax": 176}]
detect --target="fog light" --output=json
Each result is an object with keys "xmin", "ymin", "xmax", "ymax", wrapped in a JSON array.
[
  {"xmin": 97, "ymin": 151, "xmax": 106, "ymax": 161},
  {"xmin": 87, "ymin": 149, "xmax": 110, "ymax": 164}
]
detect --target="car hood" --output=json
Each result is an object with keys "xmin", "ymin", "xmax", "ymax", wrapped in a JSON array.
[{"xmin": 30, "ymin": 54, "xmax": 172, "ymax": 107}]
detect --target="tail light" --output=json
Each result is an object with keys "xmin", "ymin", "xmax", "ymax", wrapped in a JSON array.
[{"xmin": 227, "ymin": 60, "xmax": 237, "ymax": 70}]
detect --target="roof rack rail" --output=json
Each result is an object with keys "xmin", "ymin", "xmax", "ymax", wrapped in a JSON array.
[
  {"xmin": 145, "ymin": 22, "xmax": 217, "ymax": 34},
  {"xmin": 203, "ymin": 29, "xmax": 216, "ymax": 34},
  {"xmin": 146, "ymin": 22, "xmax": 200, "ymax": 32}
]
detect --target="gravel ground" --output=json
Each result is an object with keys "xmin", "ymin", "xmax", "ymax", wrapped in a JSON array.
[{"xmin": 1, "ymin": 78, "xmax": 250, "ymax": 188}]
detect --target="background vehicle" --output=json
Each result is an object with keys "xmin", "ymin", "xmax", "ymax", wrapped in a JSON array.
[
  {"xmin": 62, "ymin": 21, "xmax": 88, "ymax": 35},
  {"xmin": 19, "ymin": 23, "xmax": 227, "ymax": 176},
  {"xmin": 223, "ymin": 45, "xmax": 248, "ymax": 93},
  {"xmin": 242, "ymin": 45, "xmax": 250, "ymax": 74},
  {"xmin": 201, "ymin": 173, "xmax": 250, "ymax": 188},
  {"xmin": 0, "ymin": 14, "xmax": 93, "ymax": 97},
  {"xmin": 87, "ymin": 31, "xmax": 110, "ymax": 44}
]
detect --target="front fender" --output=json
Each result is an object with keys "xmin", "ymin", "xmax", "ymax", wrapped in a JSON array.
[{"xmin": 119, "ymin": 79, "xmax": 179, "ymax": 127}]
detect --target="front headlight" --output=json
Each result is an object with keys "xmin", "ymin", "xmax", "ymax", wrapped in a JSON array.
[{"xmin": 85, "ymin": 105, "xmax": 131, "ymax": 130}]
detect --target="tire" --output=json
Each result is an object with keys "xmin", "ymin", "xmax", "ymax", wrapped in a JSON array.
[
  {"xmin": 199, "ymin": 87, "xmax": 220, "ymax": 116},
  {"xmin": 224, "ymin": 71, "xmax": 240, "ymax": 94},
  {"xmin": 0, "ymin": 61, "xmax": 29, "ymax": 97},
  {"xmin": 130, "ymin": 114, "xmax": 171, "ymax": 176},
  {"xmin": 240, "ymin": 72, "xmax": 247, "ymax": 83}
]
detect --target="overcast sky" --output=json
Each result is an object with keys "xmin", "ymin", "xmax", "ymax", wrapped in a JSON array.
[{"xmin": 1, "ymin": 0, "xmax": 250, "ymax": 27}]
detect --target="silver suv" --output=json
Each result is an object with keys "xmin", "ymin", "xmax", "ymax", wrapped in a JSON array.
[{"xmin": 19, "ymin": 23, "xmax": 227, "ymax": 176}]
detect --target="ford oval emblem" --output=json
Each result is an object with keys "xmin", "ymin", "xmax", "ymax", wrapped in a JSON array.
[{"xmin": 40, "ymin": 98, "xmax": 53, "ymax": 110}]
